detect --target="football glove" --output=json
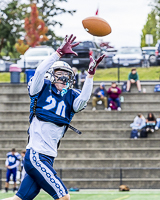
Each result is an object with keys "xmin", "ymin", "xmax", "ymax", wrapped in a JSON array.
[
  {"xmin": 88, "ymin": 54, "xmax": 105, "ymax": 75},
  {"xmin": 56, "ymin": 34, "xmax": 80, "ymax": 57}
]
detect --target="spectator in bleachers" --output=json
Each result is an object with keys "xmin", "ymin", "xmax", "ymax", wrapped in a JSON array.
[
  {"xmin": 146, "ymin": 113, "xmax": 157, "ymax": 133},
  {"xmin": 72, "ymin": 67, "xmax": 79, "ymax": 89},
  {"xmin": 130, "ymin": 113, "xmax": 146, "ymax": 130},
  {"xmin": 79, "ymin": 68, "xmax": 88, "ymax": 89},
  {"xmin": 5, "ymin": 148, "xmax": 21, "ymax": 193},
  {"xmin": 92, "ymin": 82, "xmax": 108, "ymax": 111},
  {"xmin": 126, "ymin": 67, "xmax": 141, "ymax": 92},
  {"xmin": 107, "ymin": 82, "xmax": 122, "ymax": 111}
]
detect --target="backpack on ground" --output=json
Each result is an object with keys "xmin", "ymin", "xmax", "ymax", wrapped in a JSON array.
[
  {"xmin": 140, "ymin": 128, "xmax": 148, "ymax": 138},
  {"xmin": 154, "ymin": 84, "xmax": 160, "ymax": 92},
  {"xmin": 109, "ymin": 100, "xmax": 117, "ymax": 110},
  {"xmin": 122, "ymin": 82, "xmax": 127, "ymax": 92},
  {"xmin": 130, "ymin": 129, "xmax": 138, "ymax": 139}
]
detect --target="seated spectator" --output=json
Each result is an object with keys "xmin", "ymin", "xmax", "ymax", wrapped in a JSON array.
[
  {"xmin": 130, "ymin": 113, "xmax": 146, "ymax": 130},
  {"xmin": 126, "ymin": 67, "xmax": 141, "ymax": 92},
  {"xmin": 79, "ymin": 68, "xmax": 88, "ymax": 89},
  {"xmin": 92, "ymin": 82, "xmax": 107, "ymax": 111},
  {"xmin": 146, "ymin": 113, "xmax": 156, "ymax": 133},
  {"xmin": 107, "ymin": 82, "xmax": 121, "ymax": 111},
  {"xmin": 72, "ymin": 67, "xmax": 79, "ymax": 89}
]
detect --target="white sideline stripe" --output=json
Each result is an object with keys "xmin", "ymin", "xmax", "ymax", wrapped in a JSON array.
[{"xmin": 30, "ymin": 149, "xmax": 66, "ymax": 198}]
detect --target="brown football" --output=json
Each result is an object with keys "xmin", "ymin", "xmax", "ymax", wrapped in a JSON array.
[{"xmin": 82, "ymin": 16, "xmax": 112, "ymax": 37}]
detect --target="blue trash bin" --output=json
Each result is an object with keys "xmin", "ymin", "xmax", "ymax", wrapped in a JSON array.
[
  {"xmin": 9, "ymin": 64, "xmax": 22, "ymax": 83},
  {"xmin": 25, "ymin": 69, "xmax": 36, "ymax": 83}
]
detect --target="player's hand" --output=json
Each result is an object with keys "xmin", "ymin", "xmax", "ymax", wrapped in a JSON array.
[
  {"xmin": 88, "ymin": 54, "xmax": 105, "ymax": 75},
  {"xmin": 56, "ymin": 34, "xmax": 80, "ymax": 57}
]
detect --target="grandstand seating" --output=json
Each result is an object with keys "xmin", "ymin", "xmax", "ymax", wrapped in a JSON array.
[{"xmin": 0, "ymin": 82, "xmax": 160, "ymax": 189}]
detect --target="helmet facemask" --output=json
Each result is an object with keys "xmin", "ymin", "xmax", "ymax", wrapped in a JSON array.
[
  {"xmin": 53, "ymin": 70, "xmax": 74, "ymax": 88},
  {"xmin": 45, "ymin": 61, "xmax": 75, "ymax": 95}
]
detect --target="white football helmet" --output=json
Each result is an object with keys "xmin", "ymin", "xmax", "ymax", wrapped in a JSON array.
[{"xmin": 45, "ymin": 61, "xmax": 75, "ymax": 87}]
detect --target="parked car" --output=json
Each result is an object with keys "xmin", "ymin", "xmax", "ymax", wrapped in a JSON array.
[
  {"xmin": 60, "ymin": 41, "xmax": 106, "ymax": 69},
  {"xmin": 155, "ymin": 41, "xmax": 160, "ymax": 65},
  {"xmin": 142, "ymin": 46, "xmax": 156, "ymax": 66},
  {"xmin": 112, "ymin": 47, "xmax": 143, "ymax": 67},
  {"xmin": 17, "ymin": 46, "xmax": 55, "ymax": 71},
  {"xmin": 101, "ymin": 48, "xmax": 117, "ymax": 68},
  {"xmin": 0, "ymin": 59, "xmax": 14, "ymax": 72}
]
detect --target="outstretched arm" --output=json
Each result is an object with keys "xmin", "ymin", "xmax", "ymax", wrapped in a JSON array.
[
  {"xmin": 29, "ymin": 34, "xmax": 80, "ymax": 96},
  {"xmin": 73, "ymin": 54, "xmax": 105, "ymax": 112}
]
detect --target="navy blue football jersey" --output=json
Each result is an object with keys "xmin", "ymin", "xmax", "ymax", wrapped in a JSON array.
[{"xmin": 28, "ymin": 79, "xmax": 81, "ymax": 126}]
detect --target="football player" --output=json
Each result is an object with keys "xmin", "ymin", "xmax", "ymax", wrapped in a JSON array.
[
  {"xmin": 3, "ymin": 34, "xmax": 105, "ymax": 200},
  {"xmin": 5, "ymin": 148, "xmax": 21, "ymax": 193}
]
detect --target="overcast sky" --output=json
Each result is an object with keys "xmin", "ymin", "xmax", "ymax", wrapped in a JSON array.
[{"xmin": 53, "ymin": 0, "xmax": 152, "ymax": 49}]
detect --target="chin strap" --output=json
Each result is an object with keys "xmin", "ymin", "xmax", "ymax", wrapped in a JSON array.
[{"xmin": 61, "ymin": 82, "xmax": 69, "ymax": 96}]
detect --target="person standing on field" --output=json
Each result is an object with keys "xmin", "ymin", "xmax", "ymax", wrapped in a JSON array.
[{"xmin": 5, "ymin": 148, "xmax": 21, "ymax": 193}]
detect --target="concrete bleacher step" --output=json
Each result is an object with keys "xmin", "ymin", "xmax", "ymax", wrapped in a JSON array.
[
  {"xmin": 85, "ymin": 101, "xmax": 160, "ymax": 111},
  {"xmin": 0, "ymin": 130, "xmax": 28, "ymax": 138},
  {"xmin": 53, "ymin": 158, "xmax": 160, "ymax": 168},
  {"xmin": 73, "ymin": 110, "xmax": 160, "ymax": 119},
  {"xmin": 0, "ymin": 92, "xmax": 160, "ymax": 102},
  {"xmin": 70, "ymin": 119, "xmax": 144, "ymax": 128},
  {"xmin": 1, "ymin": 110, "xmax": 160, "ymax": 120},
  {"xmin": 0, "ymin": 118, "xmax": 146, "ymax": 129},
  {"xmin": 0, "ymin": 120, "xmax": 29, "ymax": 129},
  {"xmin": 0, "ymin": 111, "xmax": 29, "ymax": 119},
  {"xmin": 0, "ymin": 128, "xmax": 159, "ymax": 139},
  {"xmin": 65, "ymin": 129, "xmax": 160, "ymax": 138},
  {"xmin": 1, "ymin": 148, "xmax": 160, "ymax": 158},
  {"xmin": 55, "ymin": 168, "xmax": 160, "ymax": 179},
  {"xmin": 57, "ymin": 148, "xmax": 160, "ymax": 158},
  {"xmin": 0, "ymin": 138, "xmax": 27, "ymax": 148},
  {"xmin": 92, "ymin": 82, "xmax": 158, "ymax": 93},
  {"xmin": 0, "ymin": 119, "xmax": 135, "ymax": 129},
  {"xmin": 0, "ymin": 82, "xmax": 158, "ymax": 93},
  {"xmin": 0, "ymin": 102, "xmax": 29, "ymax": 110},
  {"xmin": 1, "ymin": 128, "xmax": 159, "ymax": 139},
  {"xmin": 0, "ymin": 93, "xmax": 29, "ymax": 101},
  {"xmin": 58, "ymin": 178, "xmax": 160, "ymax": 189},
  {"xmin": 121, "ymin": 93, "xmax": 160, "ymax": 101},
  {"xmin": 2, "ymin": 168, "xmax": 160, "ymax": 180},
  {"xmin": 1, "ymin": 138, "xmax": 160, "ymax": 148},
  {"xmin": 60, "ymin": 138, "xmax": 160, "ymax": 148},
  {"xmin": 1, "ymin": 157, "xmax": 160, "ymax": 168},
  {"xmin": 0, "ymin": 84, "xmax": 28, "ymax": 93},
  {"xmin": 1, "ymin": 178, "xmax": 160, "ymax": 189}
]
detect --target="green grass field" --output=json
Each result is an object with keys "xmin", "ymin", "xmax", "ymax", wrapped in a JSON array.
[
  {"xmin": 1, "ymin": 190, "xmax": 160, "ymax": 200},
  {"xmin": 1, "ymin": 66, "xmax": 160, "ymax": 83}
]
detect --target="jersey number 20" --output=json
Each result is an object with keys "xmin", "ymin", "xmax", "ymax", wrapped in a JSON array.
[{"xmin": 43, "ymin": 96, "xmax": 66, "ymax": 118}]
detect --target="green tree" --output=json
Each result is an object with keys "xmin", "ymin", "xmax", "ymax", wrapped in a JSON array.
[
  {"xmin": 141, "ymin": 10, "xmax": 157, "ymax": 47},
  {"xmin": 21, "ymin": 0, "xmax": 76, "ymax": 49},
  {"xmin": 35, "ymin": 0, "xmax": 76, "ymax": 49},
  {"xmin": 0, "ymin": 0, "xmax": 28, "ymax": 57},
  {"xmin": 0, "ymin": 0, "xmax": 76, "ymax": 57},
  {"xmin": 152, "ymin": 0, "xmax": 160, "ymax": 39}
]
